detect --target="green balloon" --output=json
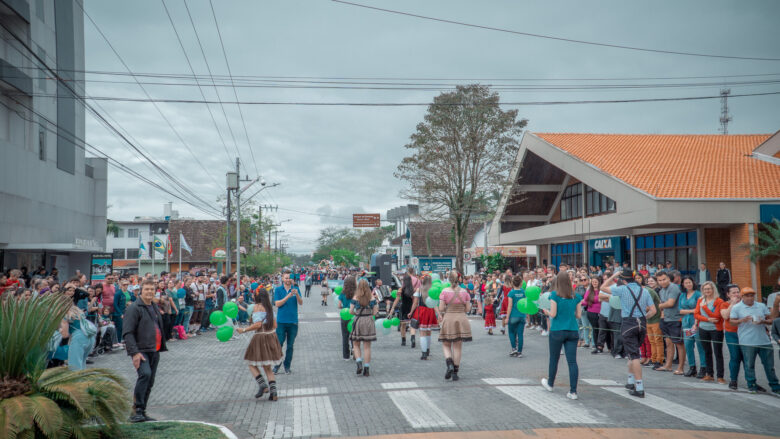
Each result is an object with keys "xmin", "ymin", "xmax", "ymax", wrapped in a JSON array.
[
  {"xmin": 223, "ymin": 302, "xmax": 239, "ymax": 319},
  {"xmin": 335, "ymin": 286, "xmax": 343, "ymax": 294},
  {"xmin": 522, "ymin": 281, "xmax": 527, "ymax": 290},
  {"xmin": 432, "ymin": 279, "xmax": 442, "ymax": 285},
  {"xmin": 428, "ymin": 287, "xmax": 441, "ymax": 301},
  {"xmin": 525, "ymin": 286, "xmax": 541, "ymax": 302},
  {"xmin": 382, "ymin": 319, "xmax": 392, "ymax": 328},
  {"xmin": 517, "ymin": 298, "xmax": 539, "ymax": 315},
  {"xmin": 209, "ymin": 310, "xmax": 227, "ymax": 327},
  {"xmin": 391, "ymin": 317, "xmax": 400, "ymax": 327},
  {"xmin": 216, "ymin": 325, "xmax": 233, "ymax": 342},
  {"xmin": 347, "ymin": 318, "xmax": 355, "ymax": 332},
  {"xmin": 340, "ymin": 308, "xmax": 352, "ymax": 321},
  {"xmin": 442, "ymin": 282, "xmax": 450, "ymax": 288},
  {"xmin": 391, "ymin": 289, "xmax": 397, "ymax": 298}
]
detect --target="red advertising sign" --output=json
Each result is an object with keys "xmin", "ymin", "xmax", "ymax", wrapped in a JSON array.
[{"xmin": 353, "ymin": 213, "xmax": 380, "ymax": 228}]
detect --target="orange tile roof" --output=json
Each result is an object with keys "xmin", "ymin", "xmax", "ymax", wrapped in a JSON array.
[{"xmin": 534, "ymin": 133, "xmax": 780, "ymax": 199}]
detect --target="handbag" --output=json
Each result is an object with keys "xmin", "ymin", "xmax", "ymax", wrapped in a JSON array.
[
  {"xmin": 410, "ymin": 315, "xmax": 420, "ymax": 329},
  {"xmin": 79, "ymin": 314, "xmax": 98, "ymax": 337}
]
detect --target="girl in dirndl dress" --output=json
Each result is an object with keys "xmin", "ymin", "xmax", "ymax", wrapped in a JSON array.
[
  {"xmin": 409, "ymin": 275, "xmax": 438, "ymax": 360},
  {"xmin": 484, "ymin": 290, "xmax": 497, "ymax": 334},
  {"xmin": 350, "ymin": 279, "xmax": 378, "ymax": 376},
  {"xmin": 237, "ymin": 289, "xmax": 283, "ymax": 401}
]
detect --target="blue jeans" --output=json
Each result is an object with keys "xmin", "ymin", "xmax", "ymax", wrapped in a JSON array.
[
  {"xmin": 683, "ymin": 329, "xmax": 706, "ymax": 368},
  {"xmin": 112, "ymin": 314, "xmax": 124, "ymax": 343},
  {"xmin": 68, "ymin": 329, "xmax": 94, "ymax": 371},
  {"xmin": 548, "ymin": 330, "xmax": 579, "ymax": 393},
  {"xmin": 507, "ymin": 317, "xmax": 525, "ymax": 352},
  {"xmin": 741, "ymin": 344, "xmax": 780, "ymax": 391},
  {"xmin": 179, "ymin": 306, "xmax": 193, "ymax": 332},
  {"xmin": 201, "ymin": 306, "xmax": 215, "ymax": 330},
  {"xmin": 277, "ymin": 322, "xmax": 299, "ymax": 370},
  {"xmin": 724, "ymin": 331, "xmax": 743, "ymax": 382},
  {"xmin": 579, "ymin": 314, "xmax": 594, "ymax": 345}
]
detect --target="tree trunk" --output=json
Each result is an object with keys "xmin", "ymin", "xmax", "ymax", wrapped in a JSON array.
[{"xmin": 455, "ymin": 226, "xmax": 464, "ymax": 275}]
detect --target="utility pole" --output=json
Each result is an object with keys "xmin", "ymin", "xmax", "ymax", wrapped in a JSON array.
[
  {"xmin": 236, "ymin": 158, "xmax": 241, "ymax": 278},
  {"xmin": 720, "ymin": 88, "xmax": 732, "ymax": 135},
  {"xmin": 226, "ymin": 170, "xmax": 238, "ymax": 275}
]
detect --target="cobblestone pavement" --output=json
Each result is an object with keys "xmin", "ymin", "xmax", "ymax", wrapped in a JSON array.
[{"xmin": 94, "ymin": 285, "xmax": 780, "ymax": 438}]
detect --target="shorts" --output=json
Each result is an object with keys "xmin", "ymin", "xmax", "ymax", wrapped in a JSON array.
[
  {"xmin": 621, "ymin": 317, "xmax": 647, "ymax": 360},
  {"xmin": 660, "ymin": 320, "xmax": 683, "ymax": 344}
]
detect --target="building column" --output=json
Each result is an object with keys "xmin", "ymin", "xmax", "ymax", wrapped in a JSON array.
[
  {"xmin": 582, "ymin": 239, "xmax": 588, "ymax": 268},
  {"xmin": 748, "ymin": 224, "xmax": 759, "ymax": 294},
  {"xmin": 630, "ymin": 234, "xmax": 636, "ymax": 271},
  {"xmin": 697, "ymin": 226, "xmax": 706, "ymax": 266}
]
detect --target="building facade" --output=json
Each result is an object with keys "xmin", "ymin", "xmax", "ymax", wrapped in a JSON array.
[
  {"xmin": 491, "ymin": 132, "xmax": 780, "ymax": 296},
  {"xmin": 0, "ymin": 0, "xmax": 107, "ymax": 279}
]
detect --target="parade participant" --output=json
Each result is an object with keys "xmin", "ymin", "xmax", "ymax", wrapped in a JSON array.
[
  {"xmin": 438, "ymin": 271, "xmax": 472, "ymax": 381},
  {"xmin": 351, "ymin": 279, "xmax": 378, "ymax": 376},
  {"xmin": 503, "ymin": 274, "xmax": 526, "ymax": 357},
  {"xmin": 60, "ymin": 300, "xmax": 96, "ymax": 371},
  {"xmin": 338, "ymin": 276, "xmax": 357, "ymax": 361},
  {"xmin": 575, "ymin": 275, "xmax": 592, "ymax": 348},
  {"xmin": 409, "ymin": 275, "xmax": 438, "ymax": 360},
  {"xmin": 483, "ymin": 285, "xmax": 497, "ymax": 335},
  {"xmin": 679, "ymin": 276, "xmax": 706, "ymax": 378},
  {"xmin": 656, "ymin": 271, "xmax": 685, "ymax": 374},
  {"xmin": 389, "ymin": 273, "xmax": 416, "ymax": 347},
  {"xmin": 237, "ymin": 289, "xmax": 282, "ymax": 401},
  {"xmin": 273, "ymin": 272, "xmax": 303, "ymax": 374},
  {"xmin": 372, "ymin": 279, "xmax": 392, "ymax": 313},
  {"xmin": 541, "ymin": 271, "xmax": 583, "ymax": 400},
  {"xmin": 304, "ymin": 273, "xmax": 313, "ymax": 298},
  {"xmin": 600, "ymin": 270, "xmax": 656, "ymax": 398},
  {"xmin": 694, "ymin": 281, "xmax": 726, "ymax": 382},
  {"xmin": 123, "ymin": 280, "xmax": 167, "ymax": 423},
  {"xmin": 729, "ymin": 287, "xmax": 780, "ymax": 394},
  {"xmin": 583, "ymin": 276, "xmax": 604, "ymax": 354},
  {"xmin": 498, "ymin": 273, "xmax": 511, "ymax": 335},
  {"xmin": 320, "ymin": 276, "xmax": 330, "ymax": 306}
]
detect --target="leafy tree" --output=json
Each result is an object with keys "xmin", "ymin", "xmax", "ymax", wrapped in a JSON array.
[
  {"xmin": 313, "ymin": 225, "xmax": 395, "ymax": 263},
  {"xmin": 330, "ymin": 249, "xmax": 360, "ymax": 267},
  {"xmin": 478, "ymin": 252, "xmax": 510, "ymax": 272},
  {"xmin": 749, "ymin": 219, "xmax": 780, "ymax": 275},
  {"xmin": 243, "ymin": 251, "xmax": 292, "ymax": 277},
  {"xmin": 106, "ymin": 219, "xmax": 120, "ymax": 237},
  {"xmin": 0, "ymin": 294, "xmax": 130, "ymax": 438},
  {"xmin": 395, "ymin": 84, "xmax": 527, "ymax": 273}
]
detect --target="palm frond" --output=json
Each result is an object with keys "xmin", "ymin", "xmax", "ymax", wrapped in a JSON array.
[
  {"xmin": 0, "ymin": 395, "xmax": 34, "ymax": 439},
  {"xmin": 28, "ymin": 394, "xmax": 64, "ymax": 438}
]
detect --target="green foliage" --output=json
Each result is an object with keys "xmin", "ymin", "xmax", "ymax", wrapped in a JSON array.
[
  {"xmin": 749, "ymin": 219, "xmax": 780, "ymax": 275},
  {"xmin": 0, "ymin": 295, "xmax": 131, "ymax": 438},
  {"xmin": 313, "ymin": 225, "xmax": 395, "ymax": 264},
  {"xmin": 93, "ymin": 421, "xmax": 226, "ymax": 439},
  {"xmin": 394, "ymin": 84, "xmax": 527, "ymax": 273},
  {"xmin": 478, "ymin": 252, "xmax": 510, "ymax": 272},
  {"xmin": 330, "ymin": 249, "xmax": 360, "ymax": 267},
  {"xmin": 243, "ymin": 251, "xmax": 292, "ymax": 277},
  {"xmin": 106, "ymin": 220, "xmax": 120, "ymax": 238}
]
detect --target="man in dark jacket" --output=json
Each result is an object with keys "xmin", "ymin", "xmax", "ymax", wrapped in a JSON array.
[
  {"xmin": 123, "ymin": 280, "xmax": 167, "ymax": 423},
  {"xmin": 716, "ymin": 262, "xmax": 732, "ymax": 296}
]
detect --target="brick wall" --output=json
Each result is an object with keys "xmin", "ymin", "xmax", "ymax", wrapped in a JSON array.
[{"xmin": 704, "ymin": 228, "xmax": 731, "ymax": 270}]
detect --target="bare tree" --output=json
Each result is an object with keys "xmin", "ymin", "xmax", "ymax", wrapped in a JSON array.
[{"xmin": 394, "ymin": 85, "xmax": 527, "ymax": 273}]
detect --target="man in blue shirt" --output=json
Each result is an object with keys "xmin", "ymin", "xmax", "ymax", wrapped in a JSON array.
[
  {"xmin": 601, "ymin": 269, "xmax": 656, "ymax": 398},
  {"xmin": 730, "ymin": 287, "xmax": 780, "ymax": 394},
  {"xmin": 273, "ymin": 272, "xmax": 303, "ymax": 374}
]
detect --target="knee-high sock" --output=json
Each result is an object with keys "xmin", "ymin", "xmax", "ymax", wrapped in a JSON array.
[{"xmin": 420, "ymin": 335, "xmax": 430, "ymax": 352}]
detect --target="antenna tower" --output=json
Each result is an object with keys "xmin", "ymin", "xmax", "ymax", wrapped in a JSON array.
[{"xmin": 719, "ymin": 88, "xmax": 732, "ymax": 135}]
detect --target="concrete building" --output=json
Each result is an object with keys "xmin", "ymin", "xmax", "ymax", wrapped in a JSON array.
[
  {"xmin": 491, "ymin": 132, "xmax": 780, "ymax": 296},
  {"xmin": 0, "ymin": 0, "xmax": 107, "ymax": 279}
]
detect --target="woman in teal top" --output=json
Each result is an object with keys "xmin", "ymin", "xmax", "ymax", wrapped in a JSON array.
[
  {"xmin": 337, "ymin": 276, "xmax": 357, "ymax": 360},
  {"xmin": 679, "ymin": 276, "xmax": 706, "ymax": 378},
  {"xmin": 541, "ymin": 271, "xmax": 583, "ymax": 400}
]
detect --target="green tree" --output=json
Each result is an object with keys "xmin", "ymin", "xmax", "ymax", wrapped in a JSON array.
[
  {"xmin": 478, "ymin": 252, "xmax": 510, "ymax": 272},
  {"xmin": 313, "ymin": 225, "xmax": 395, "ymax": 263},
  {"xmin": 106, "ymin": 219, "xmax": 120, "ymax": 237},
  {"xmin": 243, "ymin": 250, "xmax": 292, "ymax": 277},
  {"xmin": 395, "ymin": 84, "xmax": 527, "ymax": 273},
  {"xmin": 330, "ymin": 248, "xmax": 360, "ymax": 267},
  {"xmin": 749, "ymin": 219, "xmax": 780, "ymax": 275},
  {"xmin": 0, "ymin": 294, "xmax": 130, "ymax": 438}
]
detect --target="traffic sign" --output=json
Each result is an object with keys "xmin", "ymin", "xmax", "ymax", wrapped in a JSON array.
[{"xmin": 353, "ymin": 213, "xmax": 380, "ymax": 228}]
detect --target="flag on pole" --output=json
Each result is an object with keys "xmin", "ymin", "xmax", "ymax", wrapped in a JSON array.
[
  {"xmin": 139, "ymin": 236, "xmax": 146, "ymax": 256},
  {"xmin": 167, "ymin": 235, "xmax": 173, "ymax": 257},
  {"xmin": 180, "ymin": 233, "xmax": 192, "ymax": 255},
  {"xmin": 153, "ymin": 237, "xmax": 166, "ymax": 254}
]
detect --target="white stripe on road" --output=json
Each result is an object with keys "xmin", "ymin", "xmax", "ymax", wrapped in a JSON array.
[
  {"xmin": 495, "ymin": 386, "xmax": 601, "ymax": 424},
  {"xmin": 732, "ymin": 392, "xmax": 780, "ymax": 409},
  {"xmin": 381, "ymin": 382, "xmax": 419, "ymax": 389},
  {"xmin": 279, "ymin": 387, "xmax": 328, "ymax": 397},
  {"xmin": 324, "ymin": 312, "xmax": 340, "ymax": 319},
  {"xmin": 681, "ymin": 381, "xmax": 728, "ymax": 390},
  {"xmin": 385, "ymin": 384, "xmax": 455, "ymax": 428},
  {"xmin": 482, "ymin": 378, "xmax": 532, "ymax": 385},
  {"xmin": 601, "ymin": 387, "xmax": 742, "ymax": 430},
  {"xmin": 582, "ymin": 379, "xmax": 621, "ymax": 386},
  {"xmin": 292, "ymin": 395, "xmax": 340, "ymax": 437}
]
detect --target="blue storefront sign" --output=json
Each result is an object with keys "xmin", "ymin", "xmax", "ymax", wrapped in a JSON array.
[
  {"xmin": 588, "ymin": 237, "xmax": 626, "ymax": 268},
  {"xmin": 418, "ymin": 258, "xmax": 453, "ymax": 273}
]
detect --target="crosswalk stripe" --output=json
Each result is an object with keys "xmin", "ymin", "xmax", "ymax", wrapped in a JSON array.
[
  {"xmin": 381, "ymin": 382, "xmax": 418, "ymax": 389},
  {"xmin": 385, "ymin": 383, "xmax": 455, "ymax": 428},
  {"xmin": 324, "ymin": 312, "xmax": 340, "ymax": 318},
  {"xmin": 279, "ymin": 387, "xmax": 328, "ymax": 397},
  {"xmin": 292, "ymin": 395, "xmax": 340, "ymax": 437},
  {"xmin": 731, "ymin": 392, "xmax": 780, "ymax": 409},
  {"xmin": 482, "ymin": 378, "xmax": 532, "ymax": 385},
  {"xmin": 601, "ymin": 387, "xmax": 742, "ymax": 430},
  {"xmin": 495, "ymin": 386, "xmax": 602, "ymax": 424},
  {"xmin": 581, "ymin": 379, "xmax": 621, "ymax": 386},
  {"xmin": 680, "ymin": 381, "xmax": 727, "ymax": 390}
]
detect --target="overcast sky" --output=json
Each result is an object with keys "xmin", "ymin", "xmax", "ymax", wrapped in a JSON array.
[{"xmin": 85, "ymin": 0, "xmax": 780, "ymax": 253}]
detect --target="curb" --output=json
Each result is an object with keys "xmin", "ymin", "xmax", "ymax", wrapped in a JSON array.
[{"xmin": 148, "ymin": 420, "xmax": 239, "ymax": 439}]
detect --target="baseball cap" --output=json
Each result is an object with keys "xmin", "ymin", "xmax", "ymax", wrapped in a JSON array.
[{"xmin": 740, "ymin": 287, "xmax": 756, "ymax": 295}]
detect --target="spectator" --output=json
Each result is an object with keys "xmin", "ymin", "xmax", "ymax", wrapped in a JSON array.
[
  {"xmin": 679, "ymin": 276, "xmax": 706, "ymax": 378},
  {"xmin": 721, "ymin": 284, "xmax": 744, "ymax": 390},
  {"xmin": 657, "ymin": 271, "xmax": 686, "ymax": 374},
  {"xmin": 273, "ymin": 272, "xmax": 303, "ymax": 374},
  {"xmin": 729, "ymin": 287, "xmax": 780, "ymax": 395},
  {"xmin": 694, "ymin": 281, "xmax": 725, "ymax": 383},
  {"xmin": 696, "ymin": 264, "xmax": 712, "ymax": 288},
  {"xmin": 716, "ymin": 262, "xmax": 732, "ymax": 296}
]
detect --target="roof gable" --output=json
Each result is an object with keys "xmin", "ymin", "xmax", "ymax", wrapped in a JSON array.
[
  {"xmin": 408, "ymin": 221, "xmax": 482, "ymax": 257},
  {"xmin": 534, "ymin": 133, "xmax": 779, "ymax": 199},
  {"xmin": 169, "ymin": 220, "xmax": 226, "ymax": 262}
]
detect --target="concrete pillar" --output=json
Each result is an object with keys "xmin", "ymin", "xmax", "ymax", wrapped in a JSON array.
[
  {"xmin": 697, "ymin": 226, "xmax": 706, "ymax": 266},
  {"xmin": 748, "ymin": 224, "xmax": 759, "ymax": 295},
  {"xmin": 630, "ymin": 234, "xmax": 636, "ymax": 271}
]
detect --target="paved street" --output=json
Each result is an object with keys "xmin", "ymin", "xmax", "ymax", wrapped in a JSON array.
[{"xmin": 94, "ymin": 286, "xmax": 780, "ymax": 438}]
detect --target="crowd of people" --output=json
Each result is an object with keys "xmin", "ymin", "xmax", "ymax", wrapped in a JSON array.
[{"xmin": 3, "ymin": 259, "xmax": 780, "ymax": 421}]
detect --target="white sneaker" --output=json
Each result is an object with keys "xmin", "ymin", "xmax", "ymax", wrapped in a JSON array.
[
  {"xmin": 566, "ymin": 392, "xmax": 578, "ymax": 400},
  {"xmin": 541, "ymin": 378, "xmax": 553, "ymax": 392},
  {"xmin": 541, "ymin": 330, "xmax": 549, "ymax": 336}
]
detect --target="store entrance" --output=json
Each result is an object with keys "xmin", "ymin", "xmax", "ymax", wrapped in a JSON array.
[{"xmin": 594, "ymin": 252, "xmax": 615, "ymax": 268}]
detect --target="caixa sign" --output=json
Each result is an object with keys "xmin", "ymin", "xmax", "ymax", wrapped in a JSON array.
[{"xmin": 593, "ymin": 239, "xmax": 612, "ymax": 250}]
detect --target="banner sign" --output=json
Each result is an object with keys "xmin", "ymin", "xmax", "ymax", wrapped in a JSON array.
[
  {"xmin": 90, "ymin": 253, "xmax": 113, "ymax": 281},
  {"xmin": 353, "ymin": 213, "xmax": 380, "ymax": 228},
  {"xmin": 418, "ymin": 258, "xmax": 453, "ymax": 273},
  {"xmin": 212, "ymin": 248, "xmax": 227, "ymax": 260}
]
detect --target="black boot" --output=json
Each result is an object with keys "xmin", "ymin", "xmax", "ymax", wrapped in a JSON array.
[
  {"xmin": 401, "ymin": 337, "xmax": 406, "ymax": 346},
  {"xmin": 363, "ymin": 366, "xmax": 370, "ymax": 377},
  {"xmin": 684, "ymin": 366, "xmax": 697, "ymax": 377},
  {"xmin": 445, "ymin": 358, "xmax": 454, "ymax": 380},
  {"xmin": 129, "ymin": 408, "xmax": 146, "ymax": 423},
  {"xmin": 411, "ymin": 335, "xmax": 416, "ymax": 349},
  {"xmin": 420, "ymin": 350, "xmax": 428, "ymax": 360},
  {"xmin": 255, "ymin": 374, "xmax": 268, "ymax": 398},
  {"xmin": 696, "ymin": 368, "xmax": 706, "ymax": 379},
  {"xmin": 452, "ymin": 365, "xmax": 460, "ymax": 381},
  {"xmin": 356, "ymin": 360, "xmax": 363, "ymax": 375},
  {"xmin": 268, "ymin": 381, "xmax": 277, "ymax": 401},
  {"xmin": 426, "ymin": 349, "xmax": 431, "ymax": 358}
]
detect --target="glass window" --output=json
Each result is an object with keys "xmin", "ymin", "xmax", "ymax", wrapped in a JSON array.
[
  {"xmin": 112, "ymin": 249, "xmax": 125, "ymax": 259},
  {"xmin": 600, "ymin": 194, "xmax": 607, "ymax": 212},
  {"xmin": 655, "ymin": 235, "xmax": 664, "ymax": 248},
  {"xmin": 607, "ymin": 198, "xmax": 616, "ymax": 212},
  {"xmin": 688, "ymin": 248, "xmax": 698, "ymax": 273},
  {"xmin": 636, "ymin": 237, "xmax": 644, "ymax": 249},
  {"xmin": 676, "ymin": 233, "xmax": 687, "ymax": 246},
  {"xmin": 665, "ymin": 234, "xmax": 674, "ymax": 248},
  {"xmin": 127, "ymin": 249, "xmax": 140, "ymax": 259},
  {"xmin": 676, "ymin": 249, "xmax": 688, "ymax": 275},
  {"xmin": 688, "ymin": 231, "xmax": 697, "ymax": 246},
  {"xmin": 665, "ymin": 250, "xmax": 675, "ymax": 267},
  {"xmin": 655, "ymin": 251, "xmax": 664, "ymax": 267},
  {"xmin": 127, "ymin": 228, "xmax": 139, "ymax": 238}
]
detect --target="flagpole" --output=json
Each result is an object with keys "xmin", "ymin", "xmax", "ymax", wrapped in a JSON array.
[
  {"xmin": 138, "ymin": 232, "xmax": 142, "ymax": 276},
  {"xmin": 152, "ymin": 234, "xmax": 155, "ymax": 276},
  {"xmin": 166, "ymin": 236, "xmax": 170, "ymax": 273},
  {"xmin": 179, "ymin": 233, "xmax": 182, "ymax": 279}
]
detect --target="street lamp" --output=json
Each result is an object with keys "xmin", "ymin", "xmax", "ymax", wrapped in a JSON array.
[{"xmin": 241, "ymin": 182, "xmax": 279, "ymax": 208}]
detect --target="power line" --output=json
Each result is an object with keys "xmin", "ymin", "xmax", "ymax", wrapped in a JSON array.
[
  {"xmin": 28, "ymin": 90, "xmax": 780, "ymax": 106},
  {"xmin": 332, "ymin": 0, "xmax": 780, "ymax": 62},
  {"xmin": 76, "ymin": 0, "xmax": 225, "ymax": 190},
  {"xmin": 208, "ymin": 0, "xmax": 260, "ymax": 177}
]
